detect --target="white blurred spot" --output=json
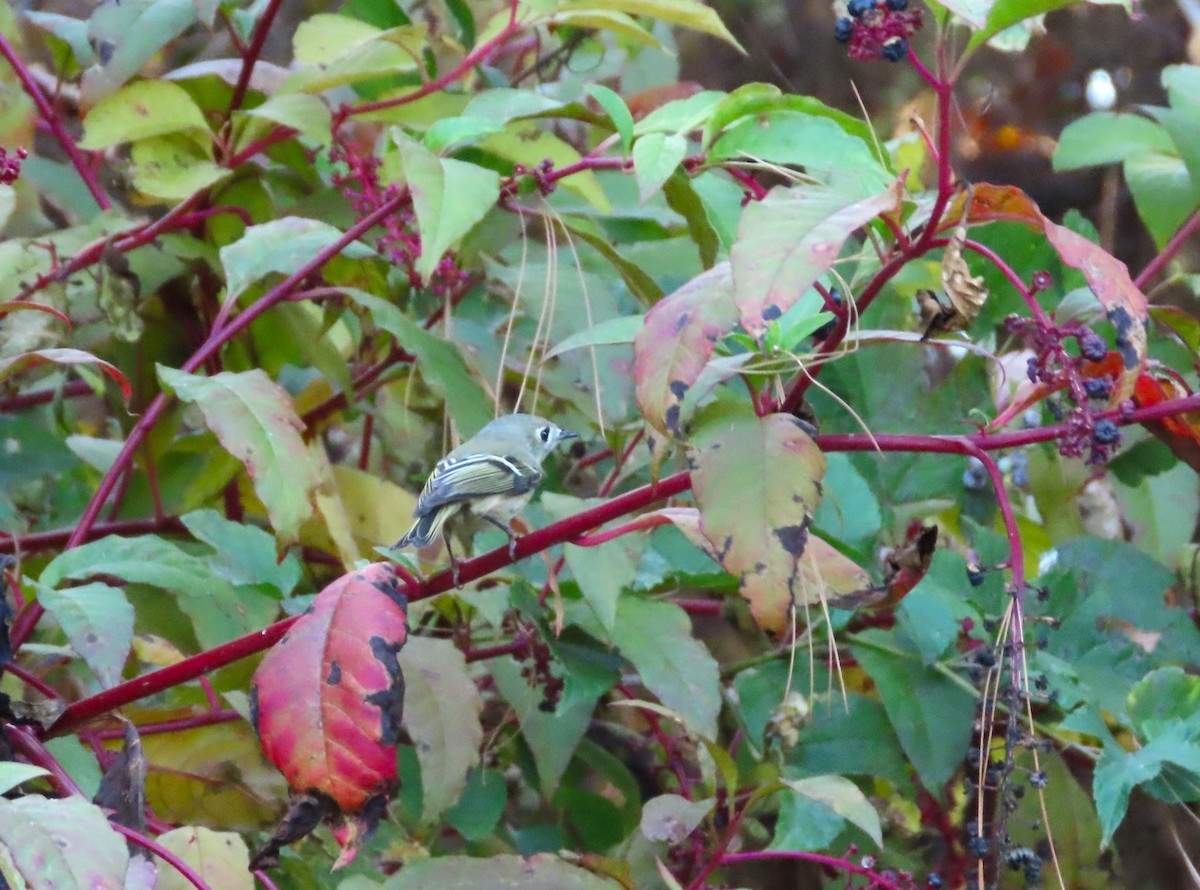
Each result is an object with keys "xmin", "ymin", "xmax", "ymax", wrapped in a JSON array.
[
  {"xmin": 1038, "ymin": 548, "xmax": 1059, "ymax": 575},
  {"xmin": 1086, "ymin": 69, "xmax": 1117, "ymax": 111}
]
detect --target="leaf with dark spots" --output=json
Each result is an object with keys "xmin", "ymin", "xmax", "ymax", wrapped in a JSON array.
[
  {"xmin": 774, "ymin": 522, "xmax": 810, "ymax": 557},
  {"xmin": 688, "ymin": 405, "xmax": 828, "ymax": 631},
  {"xmin": 731, "ymin": 178, "xmax": 904, "ymax": 339},
  {"xmin": 635, "ymin": 263, "xmax": 739, "ymax": 437},
  {"xmin": 252, "ymin": 563, "xmax": 408, "ymax": 817}
]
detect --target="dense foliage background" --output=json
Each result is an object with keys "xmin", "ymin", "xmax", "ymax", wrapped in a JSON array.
[{"xmin": 3, "ymin": 0, "xmax": 1200, "ymax": 887}]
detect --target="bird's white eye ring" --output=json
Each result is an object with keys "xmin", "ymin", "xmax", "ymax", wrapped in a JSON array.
[{"xmin": 539, "ymin": 426, "xmax": 551, "ymax": 442}]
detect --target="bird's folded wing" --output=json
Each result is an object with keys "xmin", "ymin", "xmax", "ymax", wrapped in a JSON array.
[{"xmin": 416, "ymin": 454, "xmax": 541, "ymax": 515}]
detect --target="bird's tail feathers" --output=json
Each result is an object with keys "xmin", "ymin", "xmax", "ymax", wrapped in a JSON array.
[{"xmin": 393, "ymin": 505, "xmax": 455, "ymax": 550}]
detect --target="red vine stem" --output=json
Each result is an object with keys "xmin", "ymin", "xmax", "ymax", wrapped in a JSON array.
[
  {"xmin": 0, "ymin": 33, "xmax": 110, "ymax": 210},
  {"xmin": 8, "ymin": 191, "xmax": 412, "ymax": 651},
  {"xmin": 1134, "ymin": 201, "xmax": 1200, "ymax": 291},
  {"xmin": 111, "ymin": 824, "xmax": 214, "ymax": 890},
  {"xmin": 345, "ymin": 19, "xmax": 523, "ymax": 118},
  {"xmin": 228, "ymin": 0, "xmax": 284, "ymax": 113},
  {"xmin": 717, "ymin": 850, "xmax": 904, "ymax": 890}
]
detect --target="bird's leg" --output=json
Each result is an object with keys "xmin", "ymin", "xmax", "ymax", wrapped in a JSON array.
[
  {"xmin": 482, "ymin": 516, "xmax": 520, "ymax": 560},
  {"xmin": 443, "ymin": 532, "xmax": 462, "ymax": 589}
]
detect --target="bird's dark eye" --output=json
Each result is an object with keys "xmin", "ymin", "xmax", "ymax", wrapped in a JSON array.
[{"xmin": 539, "ymin": 426, "xmax": 551, "ymax": 442}]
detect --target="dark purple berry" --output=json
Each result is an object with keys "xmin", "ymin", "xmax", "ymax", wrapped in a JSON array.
[
  {"xmin": 967, "ymin": 836, "xmax": 989, "ymax": 858},
  {"xmin": 835, "ymin": 16, "xmax": 854, "ymax": 41},
  {"xmin": 1083, "ymin": 378, "xmax": 1111, "ymax": 399},
  {"xmin": 881, "ymin": 36, "xmax": 908, "ymax": 61},
  {"xmin": 847, "ymin": 0, "xmax": 875, "ymax": 17},
  {"xmin": 1078, "ymin": 332, "xmax": 1108, "ymax": 362},
  {"xmin": 967, "ymin": 564, "xmax": 985, "ymax": 587},
  {"xmin": 886, "ymin": 0, "xmax": 909, "ymax": 10},
  {"xmin": 928, "ymin": 876, "xmax": 943, "ymax": 889},
  {"xmin": 1031, "ymin": 270, "xmax": 1052, "ymax": 291},
  {"xmin": 1093, "ymin": 418, "xmax": 1120, "ymax": 445}
]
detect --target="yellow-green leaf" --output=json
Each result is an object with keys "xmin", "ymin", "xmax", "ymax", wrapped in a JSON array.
[{"xmin": 80, "ymin": 80, "xmax": 209, "ymax": 149}]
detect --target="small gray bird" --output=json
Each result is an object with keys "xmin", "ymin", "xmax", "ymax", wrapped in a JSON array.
[{"xmin": 394, "ymin": 414, "xmax": 578, "ymax": 577}]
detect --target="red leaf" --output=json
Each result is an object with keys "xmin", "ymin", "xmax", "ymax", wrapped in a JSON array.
[
  {"xmin": 0, "ymin": 300, "xmax": 71, "ymax": 326},
  {"xmin": 0, "ymin": 348, "xmax": 131, "ymax": 404},
  {"xmin": 1133, "ymin": 374, "xmax": 1200, "ymax": 472},
  {"xmin": 251, "ymin": 563, "xmax": 409, "ymax": 815}
]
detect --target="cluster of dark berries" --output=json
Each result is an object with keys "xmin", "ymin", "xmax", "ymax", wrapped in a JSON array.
[
  {"xmin": 515, "ymin": 634, "xmax": 564, "ymax": 712},
  {"xmin": 1006, "ymin": 315, "xmax": 1126, "ymax": 463},
  {"xmin": 0, "ymin": 146, "xmax": 27, "ymax": 186},
  {"xmin": 834, "ymin": 0, "xmax": 921, "ymax": 62}
]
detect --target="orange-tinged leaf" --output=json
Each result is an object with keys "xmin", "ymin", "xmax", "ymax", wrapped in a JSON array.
[
  {"xmin": 251, "ymin": 563, "xmax": 409, "ymax": 813},
  {"xmin": 1134, "ymin": 373, "xmax": 1200, "ymax": 472},
  {"xmin": 0, "ymin": 348, "xmax": 131, "ymax": 403},
  {"xmin": 688, "ymin": 406, "xmax": 827, "ymax": 631}
]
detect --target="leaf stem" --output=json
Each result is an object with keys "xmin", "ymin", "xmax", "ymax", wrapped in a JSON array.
[{"xmin": 1134, "ymin": 201, "xmax": 1200, "ymax": 291}]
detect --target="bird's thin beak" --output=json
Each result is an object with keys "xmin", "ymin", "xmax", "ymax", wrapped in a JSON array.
[{"xmin": 560, "ymin": 430, "xmax": 580, "ymax": 440}]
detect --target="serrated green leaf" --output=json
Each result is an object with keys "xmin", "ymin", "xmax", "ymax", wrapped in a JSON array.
[
  {"xmin": 158, "ymin": 366, "xmax": 320, "ymax": 544},
  {"xmin": 775, "ymin": 775, "xmax": 882, "ymax": 849},
  {"xmin": 129, "ymin": 136, "xmax": 231, "ymax": 202},
  {"xmin": 181, "ymin": 509, "xmax": 301, "ymax": 596}
]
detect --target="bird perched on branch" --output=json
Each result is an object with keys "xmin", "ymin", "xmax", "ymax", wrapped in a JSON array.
[{"xmin": 393, "ymin": 413, "xmax": 578, "ymax": 582}]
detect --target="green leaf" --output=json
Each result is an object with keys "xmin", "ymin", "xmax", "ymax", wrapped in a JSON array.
[
  {"xmin": 730, "ymin": 178, "xmax": 903, "ymax": 339},
  {"xmin": 557, "ymin": 216, "xmax": 664, "ymax": 304},
  {"xmin": 180, "ymin": 509, "xmax": 301, "ymax": 596},
  {"xmin": 445, "ymin": 769, "xmax": 507, "ymax": 841},
  {"xmin": 33, "ymin": 581, "xmax": 133, "ymax": 689},
  {"xmin": 423, "ymin": 116, "xmax": 505, "ymax": 154},
  {"xmin": 640, "ymin": 794, "xmax": 715, "ymax": 843},
  {"xmin": 390, "ymin": 130, "xmax": 501, "ymax": 282},
  {"xmin": 1125, "ymin": 149, "xmax": 1200, "ymax": 249},
  {"xmin": 463, "ymin": 89, "xmax": 567, "ymax": 123},
  {"xmin": 1052, "ymin": 112, "xmax": 1175, "ymax": 170},
  {"xmin": 611, "ymin": 597, "xmax": 721, "ymax": 738},
  {"xmin": 1094, "ymin": 729, "xmax": 1200, "ymax": 847},
  {"xmin": 965, "ymin": 0, "xmax": 1081, "ymax": 52},
  {"xmin": 895, "ymin": 550, "xmax": 980, "ymax": 664},
  {"xmin": 0, "ymin": 763, "xmax": 50, "ymax": 796},
  {"xmin": 587, "ymin": 85, "xmax": 634, "ymax": 153},
  {"xmin": 23, "ymin": 12, "xmax": 96, "ymax": 67},
  {"xmin": 663, "ymin": 171, "xmax": 721, "ymax": 269},
  {"xmin": 710, "ymin": 113, "xmax": 889, "ymax": 195},
  {"xmin": 39, "ymin": 535, "xmax": 277, "ymax": 650},
  {"xmin": 155, "ymin": 827, "xmax": 253, "ymax": 890},
  {"xmin": 633, "ymin": 262, "xmax": 739, "ymax": 437},
  {"xmin": 775, "ymin": 775, "xmax": 882, "ymax": 849},
  {"xmin": 157, "ymin": 367, "xmax": 320, "ymax": 544},
  {"xmin": 543, "ymin": 494, "xmax": 642, "ymax": 634},
  {"xmin": 481, "ymin": 125, "xmax": 610, "ymax": 212},
  {"xmin": 399, "ymin": 637, "xmax": 484, "ymax": 821},
  {"xmin": 551, "ymin": 0, "xmax": 742, "ymax": 48},
  {"xmin": 788, "ymin": 693, "xmax": 909, "ymax": 784},
  {"xmin": 1127, "ymin": 667, "xmax": 1200, "ymax": 741},
  {"xmin": 381, "ymin": 854, "xmax": 626, "ymax": 889},
  {"xmin": 219, "ymin": 217, "xmax": 376, "ymax": 300},
  {"xmin": 852, "ymin": 630, "xmax": 976, "ymax": 787},
  {"xmin": 633, "ymin": 133, "xmax": 688, "ymax": 204},
  {"xmin": 129, "ymin": 136, "xmax": 230, "ymax": 202},
  {"xmin": 238, "ymin": 93, "xmax": 333, "ymax": 149},
  {"xmin": 339, "ymin": 289, "xmax": 493, "ymax": 436},
  {"xmin": 812, "ymin": 452, "xmax": 881, "ymax": 552},
  {"xmin": 81, "ymin": 0, "xmax": 198, "ymax": 101},
  {"xmin": 634, "ymin": 92, "xmax": 726, "ymax": 137},
  {"xmin": 547, "ymin": 315, "xmax": 645, "ymax": 359},
  {"xmin": 492, "ymin": 657, "xmax": 597, "ymax": 796},
  {"xmin": 688, "ymin": 405, "xmax": 827, "ymax": 632},
  {"xmin": 1156, "ymin": 99, "xmax": 1200, "ymax": 186},
  {"xmin": 80, "ymin": 80, "xmax": 209, "ymax": 149},
  {"xmin": 0, "ymin": 796, "xmax": 129, "ymax": 887},
  {"xmin": 284, "ymin": 18, "xmax": 428, "ymax": 92}
]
